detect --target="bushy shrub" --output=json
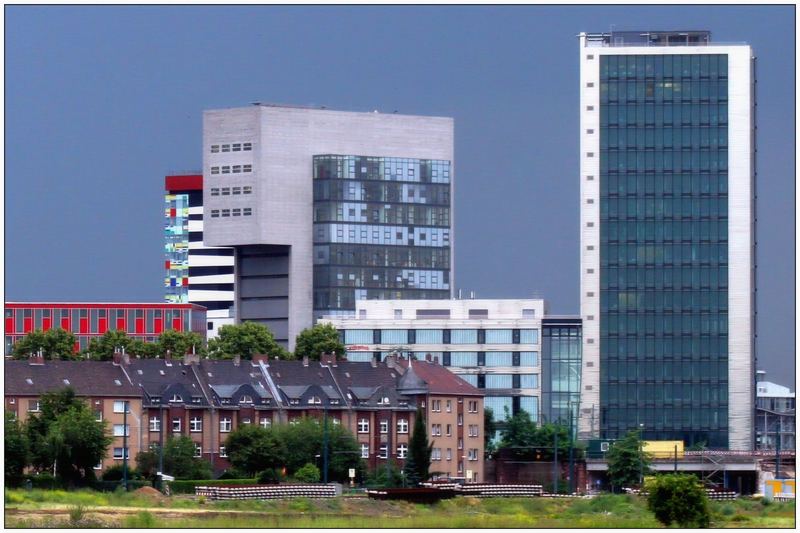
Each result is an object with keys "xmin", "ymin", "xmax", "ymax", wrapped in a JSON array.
[
  {"xmin": 646, "ymin": 474, "xmax": 710, "ymax": 528},
  {"xmin": 293, "ymin": 463, "xmax": 321, "ymax": 483},
  {"xmin": 27, "ymin": 473, "xmax": 59, "ymax": 489},
  {"xmin": 100, "ymin": 465, "xmax": 140, "ymax": 481},
  {"xmin": 257, "ymin": 469, "xmax": 283, "ymax": 484}
]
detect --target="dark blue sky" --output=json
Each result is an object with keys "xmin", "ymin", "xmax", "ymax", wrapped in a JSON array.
[{"xmin": 5, "ymin": 6, "xmax": 795, "ymax": 385}]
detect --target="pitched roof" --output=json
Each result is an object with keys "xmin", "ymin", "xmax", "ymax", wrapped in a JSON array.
[
  {"xmin": 266, "ymin": 360, "xmax": 344, "ymax": 405},
  {"xmin": 397, "ymin": 359, "xmax": 482, "ymax": 396},
  {"xmin": 327, "ymin": 361, "xmax": 412, "ymax": 408},
  {"xmin": 199, "ymin": 359, "xmax": 272, "ymax": 400},
  {"xmin": 127, "ymin": 358, "xmax": 209, "ymax": 405},
  {"xmin": 5, "ymin": 360, "xmax": 140, "ymax": 397}
]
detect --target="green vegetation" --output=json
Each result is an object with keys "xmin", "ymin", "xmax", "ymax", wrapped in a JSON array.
[
  {"xmin": 293, "ymin": 463, "xmax": 321, "ymax": 483},
  {"xmin": 85, "ymin": 329, "xmax": 203, "ymax": 360},
  {"xmin": 12, "ymin": 328, "xmax": 77, "ymax": 360},
  {"xmin": 405, "ymin": 407, "xmax": 432, "ymax": 486},
  {"xmin": 23, "ymin": 387, "xmax": 112, "ymax": 487},
  {"xmin": 5, "ymin": 412, "xmax": 30, "ymax": 487},
  {"xmin": 293, "ymin": 323, "xmax": 345, "ymax": 360},
  {"xmin": 222, "ymin": 417, "xmax": 361, "ymax": 483},
  {"xmin": 483, "ymin": 407, "xmax": 497, "ymax": 455},
  {"xmin": 606, "ymin": 429, "xmax": 652, "ymax": 491},
  {"xmin": 135, "ymin": 436, "xmax": 212, "ymax": 481},
  {"xmin": 646, "ymin": 473, "xmax": 711, "ymax": 527},
  {"xmin": 4, "ymin": 489, "xmax": 795, "ymax": 529},
  {"xmin": 207, "ymin": 322, "xmax": 290, "ymax": 360}
]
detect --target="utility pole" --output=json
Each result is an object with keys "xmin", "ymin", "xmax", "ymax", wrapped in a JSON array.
[
  {"xmin": 158, "ymin": 405, "xmax": 164, "ymax": 488},
  {"xmin": 568, "ymin": 401, "xmax": 575, "ymax": 494},
  {"xmin": 775, "ymin": 430, "xmax": 781, "ymax": 479},
  {"xmin": 552, "ymin": 428, "xmax": 559, "ymax": 494},
  {"xmin": 322, "ymin": 407, "xmax": 329, "ymax": 484},
  {"xmin": 638, "ymin": 423, "xmax": 644, "ymax": 488},
  {"xmin": 122, "ymin": 400, "xmax": 129, "ymax": 491},
  {"xmin": 674, "ymin": 444, "xmax": 678, "ymax": 472}
]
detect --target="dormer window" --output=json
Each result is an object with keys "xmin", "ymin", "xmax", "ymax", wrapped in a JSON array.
[
  {"xmin": 192, "ymin": 397, "xmax": 202, "ymax": 404},
  {"xmin": 379, "ymin": 397, "xmax": 390, "ymax": 405},
  {"xmin": 63, "ymin": 379, "xmax": 70, "ymax": 386},
  {"xmin": 221, "ymin": 398, "xmax": 231, "ymax": 405},
  {"xmin": 159, "ymin": 370, "xmax": 165, "ymax": 376},
  {"xmin": 170, "ymin": 394, "xmax": 183, "ymax": 403},
  {"xmin": 307, "ymin": 396, "xmax": 321, "ymax": 405},
  {"xmin": 290, "ymin": 399, "xmax": 300, "ymax": 405},
  {"xmin": 240, "ymin": 395, "xmax": 253, "ymax": 405},
  {"xmin": 114, "ymin": 379, "xmax": 122, "ymax": 386},
  {"xmin": 330, "ymin": 399, "xmax": 339, "ymax": 405}
]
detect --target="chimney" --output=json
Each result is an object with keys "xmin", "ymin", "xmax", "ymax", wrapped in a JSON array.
[
  {"xmin": 321, "ymin": 352, "xmax": 337, "ymax": 367},
  {"xmin": 385, "ymin": 354, "xmax": 397, "ymax": 369},
  {"xmin": 233, "ymin": 354, "xmax": 241, "ymax": 367},
  {"xmin": 302, "ymin": 356, "xmax": 309, "ymax": 367},
  {"xmin": 165, "ymin": 349, "xmax": 172, "ymax": 361},
  {"xmin": 184, "ymin": 348, "xmax": 200, "ymax": 366},
  {"xmin": 252, "ymin": 353, "xmax": 269, "ymax": 364},
  {"xmin": 370, "ymin": 356, "xmax": 377, "ymax": 368},
  {"xmin": 29, "ymin": 350, "xmax": 44, "ymax": 366},
  {"xmin": 112, "ymin": 347, "xmax": 122, "ymax": 365}
]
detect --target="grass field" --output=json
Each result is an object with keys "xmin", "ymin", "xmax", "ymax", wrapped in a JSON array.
[{"xmin": 4, "ymin": 488, "xmax": 795, "ymax": 528}]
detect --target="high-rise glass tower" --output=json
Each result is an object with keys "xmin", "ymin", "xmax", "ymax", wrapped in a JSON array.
[{"xmin": 578, "ymin": 31, "xmax": 755, "ymax": 450}]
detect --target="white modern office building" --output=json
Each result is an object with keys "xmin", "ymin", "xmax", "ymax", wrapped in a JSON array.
[
  {"xmin": 755, "ymin": 371, "xmax": 795, "ymax": 451},
  {"xmin": 322, "ymin": 299, "xmax": 551, "ymax": 429},
  {"xmin": 202, "ymin": 104, "xmax": 454, "ymax": 349},
  {"xmin": 579, "ymin": 31, "xmax": 755, "ymax": 449}
]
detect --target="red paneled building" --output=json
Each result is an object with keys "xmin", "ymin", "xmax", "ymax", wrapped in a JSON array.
[{"xmin": 4, "ymin": 302, "xmax": 207, "ymax": 355}]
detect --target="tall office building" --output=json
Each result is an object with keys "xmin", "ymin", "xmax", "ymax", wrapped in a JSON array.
[
  {"xmin": 165, "ymin": 174, "xmax": 235, "ymax": 337},
  {"xmin": 579, "ymin": 31, "xmax": 755, "ymax": 450},
  {"xmin": 203, "ymin": 104, "xmax": 454, "ymax": 349}
]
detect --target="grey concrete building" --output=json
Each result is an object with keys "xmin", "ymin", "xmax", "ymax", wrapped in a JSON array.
[{"xmin": 203, "ymin": 104, "xmax": 454, "ymax": 349}]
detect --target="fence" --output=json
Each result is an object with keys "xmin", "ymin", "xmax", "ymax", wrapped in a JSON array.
[{"xmin": 196, "ymin": 483, "xmax": 341, "ymax": 500}]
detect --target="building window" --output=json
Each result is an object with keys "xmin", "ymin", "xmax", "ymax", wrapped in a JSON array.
[
  {"xmin": 446, "ymin": 400, "xmax": 452, "ymax": 412},
  {"xmin": 431, "ymin": 399, "xmax": 441, "ymax": 412},
  {"xmin": 113, "ymin": 401, "xmax": 129, "ymax": 413},
  {"xmin": 241, "ymin": 417, "xmax": 252, "ymax": 425},
  {"xmin": 243, "ymin": 142, "xmax": 252, "ymax": 151},
  {"xmin": 113, "ymin": 447, "xmax": 129, "ymax": 459},
  {"xmin": 190, "ymin": 417, "xmax": 202, "ymax": 432},
  {"xmin": 361, "ymin": 444, "xmax": 369, "ymax": 458},
  {"xmin": 240, "ymin": 395, "xmax": 253, "ymax": 405},
  {"xmin": 458, "ymin": 438, "xmax": 463, "ymax": 450},
  {"xmin": 468, "ymin": 424, "xmax": 479, "ymax": 437},
  {"xmin": 170, "ymin": 394, "xmax": 183, "ymax": 403},
  {"xmin": 211, "ymin": 145, "xmax": 220, "ymax": 153},
  {"xmin": 380, "ymin": 420, "xmax": 388, "ymax": 434},
  {"xmin": 27, "ymin": 400, "xmax": 41, "ymax": 413},
  {"xmin": 397, "ymin": 444, "xmax": 408, "ymax": 459},
  {"xmin": 243, "ymin": 208, "xmax": 252, "ymax": 216},
  {"xmin": 219, "ymin": 446, "xmax": 227, "ymax": 457},
  {"xmin": 468, "ymin": 449, "xmax": 479, "ymax": 461},
  {"xmin": 431, "ymin": 424, "xmax": 442, "ymax": 436},
  {"xmin": 446, "ymin": 424, "xmax": 452, "ymax": 437},
  {"xmin": 211, "ymin": 210, "xmax": 220, "ymax": 218},
  {"xmin": 172, "ymin": 417, "xmax": 181, "ymax": 433},
  {"xmin": 467, "ymin": 400, "xmax": 479, "ymax": 413},
  {"xmin": 194, "ymin": 444, "xmax": 202, "ymax": 458},
  {"xmin": 358, "ymin": 418, "xmax": 369, "ymax": 433},
  {"xmin": 457, "ymin": 414, "xmax": 463, "ymax": 426},
  {"xmin": 378, "ymin": 444, "xmax": 388, "ymax": 459},
  {"xmin": 113, "ymin": 424, "xmax": 130, "ymax": 437},
  {"xmin": 220, "ymin": 417, "xmax": 232, "ymax": 432},
  {"xmin": 397, "ymin": 419, "xmax": 409, "ymax": 434},
  {"xmin": 260, "ymin": 418, "xmax": 271, "ymax": 429},
  {"xmin": 149, "ymin": 416, "xmax": 161, "ymax": 432},
  {"xmin": 446, "ymin": 448, "xmax": 452, "ymax": 461},
  {"xmin": 431, "ymin": 448, "xmax": 441, "ymax": 461}
]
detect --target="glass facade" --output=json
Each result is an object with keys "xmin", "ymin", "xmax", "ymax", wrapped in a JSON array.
[
  {"xmin": 542, "ymin": 321, "xmax": 582, "ymax": 432},
  {"xmin": 599, "ymin": 54, "xmax": 729, "ymax": 447},
  {"xmin": 313, "ymin": 155, "xmax": 451, "ymax": 316},
  {"xmin": 164, "ymin": 192, "xmax": 192, "ymax": 303}
]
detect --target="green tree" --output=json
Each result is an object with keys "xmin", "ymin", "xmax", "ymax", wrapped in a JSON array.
[
  {"xmin": 224, "ymin": 424, "xmax": 287, "ymax": 477},
  {"xmin": 647, "ymin": 473, "xmax": 711, "ymax": 527},
  {"xmin": 294, "ymin": 463, "xmax": 321, "ymax": 483},
  {"xmin": 270, "ymin": 417, "xmax": 361, "ymax": 482},
  {"xmin": 5, "ymin": 412, "xmax": 30, "ymax": 487},
  {"xmin": 484, "ymin": 407, "xmax": 498, "ymax": 455},
  {"xmin": 128, "ymin": 338, "xmax": 159, "ymax": 358},
  {"xmin": 38, "ymin": 405, "xmax": 112, "ymax": 486},
  {"xmin": 405, "ymin": 408, "xmax": 433, "ymax": 486},
  {"xmin": 26, "ymin": 388, "xmax": 86, "ymax": 472},
  {"xmin": 365, "ymin": 459, "xmax": 404, "ymax": 488},
  {"xmin": 294, "ymin": 324, "xmax": 345, "ymax": 361},
  {"xmin": 606, "ymin": 430, "xmax": 652, "ymax": 491},
  {"xmin": 137, "ymin": 436, "xmax": 212, "ymax": 480},
  {"xmin": 207, "ymin": 322, "xmax": 290, "ymax": 360},
  {"xmin": 157, "ymin": 329, "xmax": 206, "ymax": 358},
  {"xmin": 86, "ymin": 330, "xmax": 132, "ymax": 360},
  {"xmin": 12, "ymin": 328, "xmax": 77, "ymax": 360}
]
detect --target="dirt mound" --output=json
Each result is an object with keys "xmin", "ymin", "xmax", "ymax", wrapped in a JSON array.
[{"xmin": 134, "ymin": 486, "xmax": 165, "ymax": 500}]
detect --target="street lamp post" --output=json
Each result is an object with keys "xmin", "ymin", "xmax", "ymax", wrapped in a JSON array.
[{"xmin": 638, "ymin": 423, "xmax": 645, "ymax": 488}]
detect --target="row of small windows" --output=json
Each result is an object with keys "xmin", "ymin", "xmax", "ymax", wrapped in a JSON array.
[
  {"xmin": 316, "ymin": 223, "xmax": 450, "ymax": 248},
  {"xmin": 600, "ymin": 103, "xmax": 728, "ymax": 128},
  {"xmin": 210, "ymin": 142, "xmax": 252, "ymax": 153},
  {"xmin": 599, "ymin": 222, "xmax": 728, "ymax": 245},
  {"xmin": 343, "ymin": 329, "xmax": 540, "ymax": 345},
  {"xmin": 602, "ymin": 407, "xmax": 728, "ymax": 433},
  {"xmin": 343, "ymin": 351, "xmax": 537, "ymax": 367},
  {"xmin": 600, "ymin": 80, "xmax": 728, "ymax": 104},
  {"xmin": 210, "ymin": 186, "xmax": 253, "ymax": 196},
  {"xmin": 600, "ymin": 54, "xmax": 728, "ymax": 81},
  {"xmin": 601, "ymin": 173, "xmax": 728, "ymax": 197},
  {"xmin": 210, "ymin": 164, "xmax": 252, "ymax": 175},
  {"xmin": 601, "ymin": 198, "xmax": 728, "ymax": 221},
  {"xmin": 601, "ymin": 312, "xmax": 729, "ymax": 336},
  {"xmin": 602, "ymin": 360, "xmax": 729, "ymax": 383},
  {"xmin": 210, "ymin": 208, "xmax": 253, "ymax": 218},
  {"xmin": 600, "ymin": 335, "xmax": 728, "ymax": 359},
  {"xmin": 601, "ymin": 126, "xmax": 728, "ymax": 150},
  {"xmin": 602, "ymin": 149, "xmax": 729, "ymax": 173}
]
